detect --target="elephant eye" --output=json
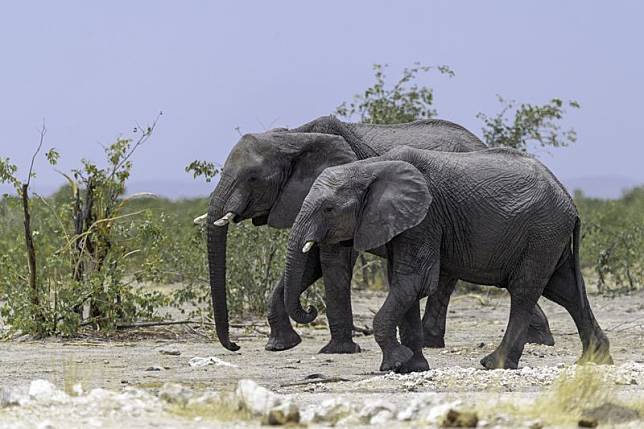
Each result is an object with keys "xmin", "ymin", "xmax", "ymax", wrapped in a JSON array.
[
  {"xmin": 248, "ymin": 175, "xmax": 257, "ymax": 182},
  {"xmin": 324, "ymin": 206, "xmax": 334, "ymax": 213}
]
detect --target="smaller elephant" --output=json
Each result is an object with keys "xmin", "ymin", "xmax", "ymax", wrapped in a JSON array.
[{"xmin": 284, "ymin": 146, "xmax": 612, "ymax": 372}]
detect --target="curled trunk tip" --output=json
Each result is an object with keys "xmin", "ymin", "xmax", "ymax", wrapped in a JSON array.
[{"xmin": 289, "ymin": 304, "xmax": 318, "ymax": 325}]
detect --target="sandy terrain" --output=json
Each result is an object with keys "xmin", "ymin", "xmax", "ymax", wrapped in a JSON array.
[{"xmin": 0, "ymin": 289, "xmax": 642, "ymax": 428}]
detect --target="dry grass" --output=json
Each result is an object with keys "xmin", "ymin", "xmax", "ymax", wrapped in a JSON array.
[
  {"xmin": 166, "ymin": 393, "xmax": 253, "ymax": 422},
  {"xmin": 481, "ymin": 365, "xmax": 624, "ymax": 426}
]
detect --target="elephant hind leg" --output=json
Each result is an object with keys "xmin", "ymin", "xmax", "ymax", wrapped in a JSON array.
[
  {"xmin": 541, "ymin": 251, "xmax": 612, "ymax": 365},
  {"xmin": 481, "ymin": 257, "xmax": 553, "ymax": 370}
]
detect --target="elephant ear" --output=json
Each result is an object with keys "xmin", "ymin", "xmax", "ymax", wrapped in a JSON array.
[
  {"xmin": 354, "ymin": 161, "xmax": 432, "ymax": 251},
  {"xmin": 268, "ymin": 133, "xmax": 357, "ymax": 228}
]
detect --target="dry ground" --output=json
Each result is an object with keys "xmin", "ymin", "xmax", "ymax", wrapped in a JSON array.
[{"xmin": 0, "ymin": 289, "xmax": 643, "ymax": 428}]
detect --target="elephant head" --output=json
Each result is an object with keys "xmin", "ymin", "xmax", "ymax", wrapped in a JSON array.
[
  {"xmin": 206, "ymin": 131, "xmax": 356, "ymax": 351},
  {"xmin": 284, "ymin": 159, "xmax": 432, "ymax": 324}
]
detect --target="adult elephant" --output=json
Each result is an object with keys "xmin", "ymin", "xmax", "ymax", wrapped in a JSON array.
[
  {"xmin": 282, "ymin": 147, "xmax": 612, "ymax": 371},
  {"xmin": 203, "ymin": 115, "xmax": 554, "ymax": 353}
]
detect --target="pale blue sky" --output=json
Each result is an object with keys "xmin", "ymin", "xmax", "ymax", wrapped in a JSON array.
[{"xmin": 1, "ymin": 1, "xmax": 642, "ymax": 197}]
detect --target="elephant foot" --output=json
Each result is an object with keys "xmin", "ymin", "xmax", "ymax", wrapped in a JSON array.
[
  {"xmin": 319, "ymin": 338, "xmax": 361, "ymax": 354},
  {"xmin": 576, "ymin": 341, "xmax": 613, "ymax": 366},
  {"xmin": 480, "ymin": 352, "xmax": 518, "ymax": 370},
  {"xmin": 379, "ymin": 344, "xmax": 414, "ymax": 372},
  {"xmin": 422, "ymin": 330, "xmax": 445, "ymax": 348},
  {"xmin": 526, "ymin": 315, "xmax": 555, "ymax": 346},
  {"xmin": 265, "ymin": 327, "xmax": 302, "ymax": 352},
  {"xmin": 525, "ymin": 325, "xmax": 555, "ymax": 346},
  {"xmin": 397, "ymin": 353, "xmax": 430, "ymax": 374}
]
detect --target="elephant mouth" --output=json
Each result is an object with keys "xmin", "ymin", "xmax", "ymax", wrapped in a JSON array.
[{"xmin": 338, "ymin": 239, "xmax": 354, "ymax": 247}]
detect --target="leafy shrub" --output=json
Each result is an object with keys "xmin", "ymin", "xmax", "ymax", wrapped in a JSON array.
[
  {"xmin": 575, "ymin": 187, "xmax": 644, "ymax": 293},
  {"xmin": 0, "ymin": 119, "xmax": 170, "ymax": 335}
]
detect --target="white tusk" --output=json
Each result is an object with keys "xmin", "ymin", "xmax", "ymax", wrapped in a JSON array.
[
  {"xmin": 193, "ymin": 213, "xmax": 208, "ymax": 225},
  {"xmin": 302, "ymin": 241, "xmax": 315, "ymax": 253},
  {"xmin": 214, "ymin": 212, "xmax": 236, "ymax": 227}
]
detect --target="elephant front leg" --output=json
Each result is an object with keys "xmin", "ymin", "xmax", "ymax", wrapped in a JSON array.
[
  {"xmin": 374, "ymin": 289, "xmax": 417, "ymax": 372},
  {"xmin": 421, "ymin": 272, "xmax": 457, "ymax": 348},
  {"xmin": 525, "ymin": 303, "xmax": 555, "ymax": 346},
  {"xmin": 398, "ymin": 301, "xmax": 429, "ymax": 373},
  {"xmin": 265, "ymin": 277, "xmax": 302, "ymax": 351},
  {"xmin": 318, "ymin": 245, "xmax": 361, "ymax": 354},
  {"xmin": 481, "ymin": 286, "xmax": 544, "ymax": 369},
  {"xmin": 376, "ymin": 261, "xmax": 437, "ymax": 372}
]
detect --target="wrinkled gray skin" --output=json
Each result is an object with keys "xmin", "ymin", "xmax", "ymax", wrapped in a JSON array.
[
  {"xmin": 206, "ymin": 115, "xmax": 553, "ymax": 353},
  {"xmin": 284, "ymin": 146, "xmax": 612, "ymax": 372}
]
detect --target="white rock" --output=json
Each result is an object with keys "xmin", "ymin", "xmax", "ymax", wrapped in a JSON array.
[
  {"xmin": 266, "ymin": 399, "xmax": 300, "ymax": 425},
  {"xmin": 306, "ymin": 397, "xmax": 354, "ymax": 424},
  {"xmin": 189, "ymin": 356, "xmax": 238, "ymax": 368},
  {"xmin": 235, "ymin": 379, "xmax": 281, "ymax": 416},
  {"xmin": 420, "ymin": 400, "xmax": 462, "ymax": 425},
  {"xmin": 235, "ymin": 380, "xmax": 299, "ymax": 425},
  {"xmin": 397, "ymin": 393, "xmax": 439, "ymax": 421},
  {"xmin": 86, "ymin": 417, "xmax": 103, "ymax": 428},
  {"xmin": 71, "ymin": 383, "xmax": 83, "ymax": 396},
  {"xmin": 187, "ymin": 391, "xmax": 221, "ymax": 407},
  {"xmin": 158, "ymin": 383, "xmax": 193, "ymax": 406},
  {"xmin": 358, "ymin": 399, "xmax": 396, "ymax": 424},
  {"xmin": 28, "ymin": 380, "xmax": 68, "ymax": 403},
  {"xmin": 0, "ymin": 386, "xmax": 27, "ymax": 407},
  {"xmin": 37, "ymin": 420, "xmax": 55, "ymax": 429},
  {"xmin": 524, "ymin": 418, "xmax": 544, "ymax": 429}
]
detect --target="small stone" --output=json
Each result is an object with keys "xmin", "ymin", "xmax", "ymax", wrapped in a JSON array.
[
  {"xmin": 358, "ymin": 399, "xmax": 396, "ymax": 424},
  {"xmin": 581, "ymin": 402, "xmax": 640, "ymax": 425},
  {"xmin": 158, "ymin": 383, "xmax": 193, "ymax": 406},
  {"xmin": 189, "ymin": 356, "xmax": 238, "ymax": 368},
  {"xmin": 266, "ymin": 400, "xmax": 300, "ymax": 425},
  {"xmin": 308, "ymin": 398, "xmax": 353, "ymax": 424},
  {"xmin": 0, "ymin": 387, "xmax": 25, "ymax": 407},
  {"xmin": 578, "ymin": 417, "xmax": 598, "ymax": 428},
  {"xmin": 525, "ymin": 419, "xmax": 543, "ymax": 429},
  {"xmin": 29, "ymin": 380, "xmax": 68, "ymax": 402},
  {"xmin": 187, "ymin": 391, "xmax": 221, "ymax": 407},
  {"xmin": 145, "ymin": 366, "xmax": 163, "ymax": 372},
  {"xmin": 71, "ymin": 383, "xmax": 83, "ymax": 396},
  {"xmin": 103, "ymin": 360, "xmax": 109, "ymax": 364},
  {"xmin": 397, "ymin": 393, "xmax": 439, "ymax": 421},
  {"xmin": 235, "ymin": 379, "xmax": 280, "ymax": 416},
  {"xmin": 441, "ymin": 408, "xmax": 478, "ymax": 428},
  {"xmin": 159, "ymin": 348, "xmax": 181, "ymax": 356},
  {"xmin": 37, "ymin": 420, "xmax": 55, "ymax": 429}
]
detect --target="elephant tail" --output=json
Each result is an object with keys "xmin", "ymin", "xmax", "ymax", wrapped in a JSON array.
[{"xmin": 573, "ymin": 216, "xmax": 585, "ymax": 309}]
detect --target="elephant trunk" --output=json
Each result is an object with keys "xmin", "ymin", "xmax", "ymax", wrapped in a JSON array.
[
  {"xmin": 283, "ymin": 216, "xmax": 318, "ymax": 324},
  {"xmin": 207, "ymin": 174, "xmax": 241, "ymax": 351}
]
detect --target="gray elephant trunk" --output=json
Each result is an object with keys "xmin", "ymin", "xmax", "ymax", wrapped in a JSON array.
[
  {"xmin": 283, "ymin": 219, "xmax": 319, "ymax": 324},
  {"xmin": 207, "ymin": 174, "xmax": 241, "ymax": 351}
]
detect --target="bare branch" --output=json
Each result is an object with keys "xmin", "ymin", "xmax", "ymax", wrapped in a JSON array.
[{"xmin": 26, "ymin": 120, "xmax": 47, "ymax": 188}]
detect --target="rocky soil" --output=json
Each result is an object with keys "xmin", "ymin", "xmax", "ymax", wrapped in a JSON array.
[{"xmin": 0, "ymin": 289, "xmax": 643, "ymax": 428}]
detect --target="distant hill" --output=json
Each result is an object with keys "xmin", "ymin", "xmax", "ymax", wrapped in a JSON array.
[
  {"xmin": 2, "ymin": 175, "xmax": 641, "ymax": 200},
  {"xmin": 561, "ymin": 175, "xmax": 642, "ymax": 199}
]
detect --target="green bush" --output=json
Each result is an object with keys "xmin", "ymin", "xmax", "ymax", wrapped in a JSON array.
[{"xmin": 575, "ymin": 187, "xmax": 644, "ymax": 293}]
